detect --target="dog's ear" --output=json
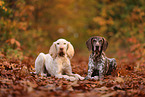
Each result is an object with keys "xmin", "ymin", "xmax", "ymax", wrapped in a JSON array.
[
  {"xmin": 66, "ymin": 42, "xmax": 74, "ymax": 59},
  {"xmin": 86, "ymin": 37, "xmax": 93, "ymax": 51},
  {"xmin": 102, "ymin": 37, "xmax": 108, "ymax": 51},
  {"xmin": 49, "ymin": 42, "xmax": 57, "ymax": 59}
]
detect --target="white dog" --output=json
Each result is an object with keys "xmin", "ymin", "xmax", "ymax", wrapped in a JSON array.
[{"xmin": 35, "ymin": 39, "xmax": 84, "ymax": 81}]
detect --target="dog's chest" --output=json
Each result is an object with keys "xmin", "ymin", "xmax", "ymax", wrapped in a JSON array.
[
  {"xmin": 57, "ymin": 57, "xmax": 70, "ymax": 68},
  {"xmin": 90, "ymin": 54, "xmax": 108, "ymax": 72}
]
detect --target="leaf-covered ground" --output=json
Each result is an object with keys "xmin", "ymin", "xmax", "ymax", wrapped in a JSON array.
[{"xmin": 0, "ymin": 53, "xmax": 145, "ymax": 97}]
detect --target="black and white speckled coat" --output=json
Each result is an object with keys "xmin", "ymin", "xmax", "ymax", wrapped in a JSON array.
[
  {"xmin": 85, "ymin": 36, "xmax": 117, "ymax": 80},
  {"xmin": 86, "ymin": 52, "xmax": 116, "ymax": 79}
]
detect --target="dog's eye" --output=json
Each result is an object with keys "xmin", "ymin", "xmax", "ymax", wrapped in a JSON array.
[
  {"xmin": 93, "ymin": 40, "xmax": 96, "ymax": 42},
  {"xmin": 57, "ymin": 43, "xmax": 59, "ymax": 45},
  {"xmin": 64, "ymin": 43, "xmax": 66, "ymax": 45},
  {"xmin": 99, "ymin": 40, "xmax": 102, "ymax": 43}
]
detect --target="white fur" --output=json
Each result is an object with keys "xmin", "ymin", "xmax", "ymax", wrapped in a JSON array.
[{"xmin": 35, "ymin": 39, "xmax": 84, "ymax": 81}]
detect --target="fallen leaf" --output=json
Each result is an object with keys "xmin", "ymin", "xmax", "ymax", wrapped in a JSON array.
[
  {"xmin": 93, "ymin": 86, "xmax": 109, "ymax": 91},
  {"xmin": 101, "ymin": 91, "xmax": 117, "ymax": 97},
  {"xmin": 115, "ymin": 77, "xmax": 124, "ymax": 83}
]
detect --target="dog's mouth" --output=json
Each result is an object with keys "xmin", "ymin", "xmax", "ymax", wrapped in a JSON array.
[
  {"xmin": 59, "ymin": 52, "xmax": 65, "ymax": 57},
  {"xmin": 94, "ymin": 46, "xmax": 100, "ymax": 53},
  {"xmin": 96, "ymin": 46, "xmax": 99, "ymax": 50}
]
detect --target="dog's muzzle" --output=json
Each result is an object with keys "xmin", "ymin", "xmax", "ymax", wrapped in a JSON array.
[
  {"xmin": 96, "ymin": 46, "xmax": 99, "ymax": 51},
  {"xmin": 94, "ymin": 46, "xmax": 100, "ymax": 52},
  {"xmin": 59, "ymin": 51, "xmax": 65, "ymax": 57},
  {"xmin": 93, "ymin": 46, "xmax": 101, "ymax": 58}
]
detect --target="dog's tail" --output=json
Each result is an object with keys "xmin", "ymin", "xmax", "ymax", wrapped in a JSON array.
[{"xmin": 35, "ymin": 53, "xmax": 46, "ymax": 75}]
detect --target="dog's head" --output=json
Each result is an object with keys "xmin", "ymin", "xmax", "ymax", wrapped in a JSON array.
[
  {"xmin": 49, "ymin": 39, "xmax": 74, "ymax": 59},
  {"xmin": 86, "ymin": 36, "xmax": 108, "ymax": 56}
]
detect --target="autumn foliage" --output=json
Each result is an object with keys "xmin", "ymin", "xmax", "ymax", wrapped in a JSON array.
[
  {"xmin": 0, "ymin": 54, "xmax": 145, "ymax": 97},
  {"xmin": 0, "ymin": 0, "xmax": 145, "ymax": 97}
]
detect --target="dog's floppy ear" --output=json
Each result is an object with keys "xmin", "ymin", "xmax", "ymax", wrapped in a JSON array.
[
  {"xmin": 66, "ymin": 42, "xmax": 74, "ymax": 59},
  {"xmin": 102, "ymin": 37, "xmax": 108, "ymax": 51},
  {"xmin": 49, "ymin": 42, "xmax": 57, "ymax": 59},
  {"xmin": 86, "ymin": 37, "xmax": 93, "ymax": 51}
]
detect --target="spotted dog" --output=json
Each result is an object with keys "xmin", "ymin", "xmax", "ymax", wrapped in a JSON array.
[{"xmin": 85, "ymin": 36, "xmax": 117, "ymax": 80}]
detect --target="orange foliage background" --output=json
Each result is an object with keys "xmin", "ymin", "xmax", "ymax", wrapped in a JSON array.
[{"xmin": 0, "ymin": 0, "xmax": 144, "ymax": 61}]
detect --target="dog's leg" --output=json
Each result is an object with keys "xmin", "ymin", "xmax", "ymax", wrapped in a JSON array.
[
  {"xmin": 85, "ymin": 57, "xmax": 94, "ymax": 80},
  {"xmin": 98, "ymin": 63, "xmax": 105, "ymax": 79},
  {"xmin": 63, "ymin": 64, "xmax": 84, "ymax": 80},
  {"xmin": 107, "ymin": 58, "xmax": 117, "ymax": 75},
  {"xmin": 67, "ymin": 70, "xmax": 85, "ymax": 80},
  {"xmin": 55, "ymin": 74, "xmax": 76, "ymax": 81},
  {"xmin": 35, "ymin": 53, "xmax": 47, "ymax": 76},
  {"xmin": 70, "ymin": 74, "xmax": 84, "ymax": 80},
  {"xmin": 111, "ymin": 58, "xmax": 117, "ymax": 70},
  {"xmin": 52, "ymin": 61, "xmax": 76, "ymax": 81}
]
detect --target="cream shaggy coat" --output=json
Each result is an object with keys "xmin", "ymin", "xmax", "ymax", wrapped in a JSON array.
[{"xmin": 35, "ymin": 39, "xmax": 84, "ymax": 81}]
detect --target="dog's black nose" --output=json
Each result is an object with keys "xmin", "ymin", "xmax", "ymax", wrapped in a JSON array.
[{"xmin": 60, "ymin": 48, "xmax": 63, "ymax": 50}]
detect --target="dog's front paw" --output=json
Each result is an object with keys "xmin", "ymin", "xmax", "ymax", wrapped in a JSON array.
[
  {"xmin": 85, "ymin": 76, "xmax": 91, "ymax": 80},
  {"xmin": 92, "ymin": 76, "xmax": 99, "ymax": 80},
  {"xmin": 40, "ymin": 73, "xmax": 47, "ymax": 77},
  {"xmin": 79, "ymin": 76, "xmax": 85, "ymax": 80},
  {"xmin": 72, "ymin": 74, "xmax": 84, "ymax": 80}
]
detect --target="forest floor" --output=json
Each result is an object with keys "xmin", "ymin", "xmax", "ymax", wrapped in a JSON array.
[{"xmin": 0, "ymin": 52, "xmax": 145, "ymax": 97}]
